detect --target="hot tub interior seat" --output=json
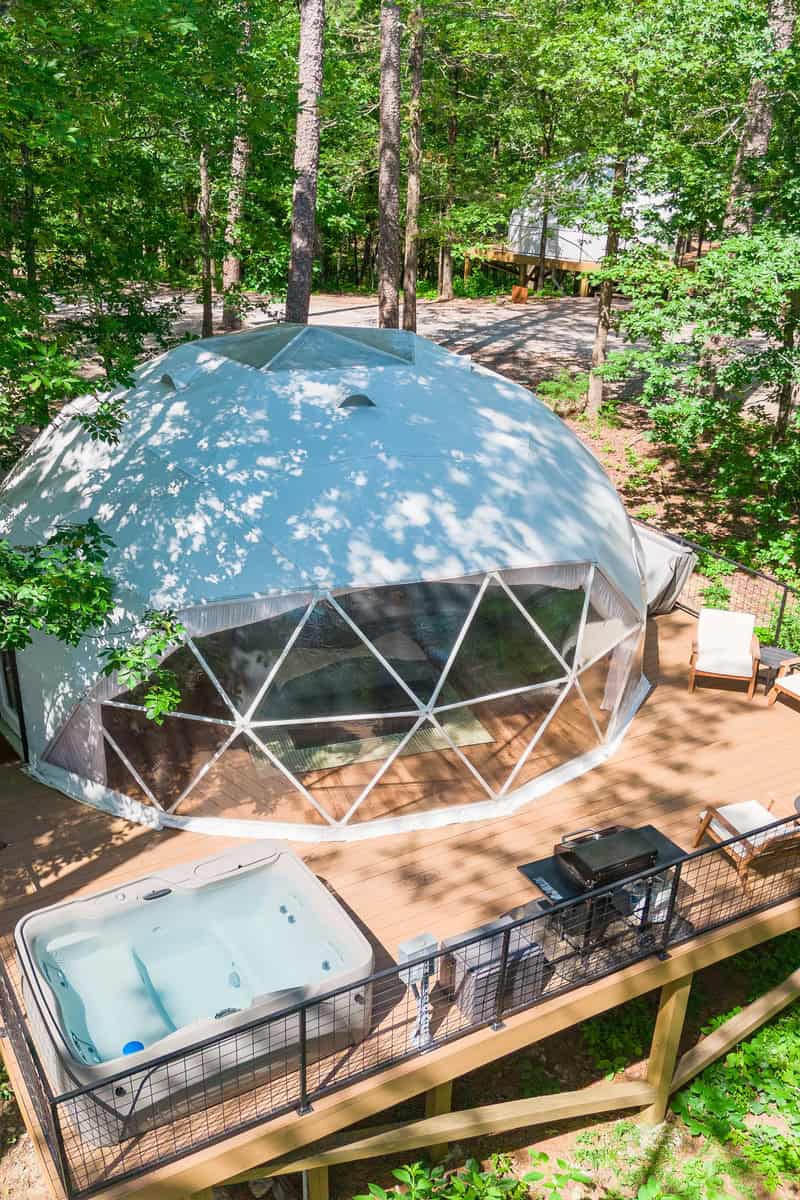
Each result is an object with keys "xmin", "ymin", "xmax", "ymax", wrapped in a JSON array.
[{"xmin": 31, "ymin": 869, "xmax": 350, "ymax": 1066}]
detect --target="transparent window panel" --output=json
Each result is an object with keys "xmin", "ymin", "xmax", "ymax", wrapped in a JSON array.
[
  {"xmin": 500, "ymin": 566, "xmax": 588, "ymax": 667},
  {"xmin": 580, "ymin": 629, "xmax": 643, "ymax": 737},
  {"xmin": 262, "ymin": 716, "xmax": 421, "ymax": 823},
  {"xmin": 337, "ymin": 580, "xmax": 481, "ymax": 703},
  {"xmin": 103, "ymin": 739, "xmax": 158, "ymax": 808},
  {"xmin": 191, "ymin": 604, "xmax": 308, "ymax": 716},
  {"xmin": 109, "ymin": 643, "xmax": 232, "ymax": 719},
  {"xmin": 578, "ymin": 571, "xmax": 640, "ymax": 668},
  {"xmin": 175, "ymin": 733, "xmax": 327, "ymax": 825},
  {"xmin": 255, "ymin": 600, "xmax": 417, "ymax": 721},
  {"xmin": 508, "ymin": 685, "xmax": 602, "ymax": 791},
  {"xmin": 101, "ymin": 706, "xmax": 232, "ymax": 809},
  {"xmin": 440, "ymin": 583, "xmax": 564, "ymax": 704},
  {"xmin": 436, "ymin": 686, "xmax": 561, "ymax": 793},
  {"xmin": 348, "ymin": 717, "xmax": 490, "ymax": 824}
]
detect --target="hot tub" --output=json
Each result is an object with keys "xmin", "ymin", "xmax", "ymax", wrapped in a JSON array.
[{"xmin": 16, "ymin": 843, "xmax": 374, "ymax": 1142}]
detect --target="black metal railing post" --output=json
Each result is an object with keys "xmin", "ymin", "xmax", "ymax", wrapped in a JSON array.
[
  {"xmin": 298, "ymin": 1005, "xmax": 311, "ymax": 1114},
  {"xmin": 50, "ymin": 1098, "xmax": 72, "ymax": 1195},
  {"xmin": 775, "ymin": 586, "xmax": 789, "ymax": 644},
  {"xmin": 492, "ymin": 927, "xmax": 512, "ymax": 1030},
  {"xmin": 657, "ymin": 860, "xmax": 683, "ymax": 960}
]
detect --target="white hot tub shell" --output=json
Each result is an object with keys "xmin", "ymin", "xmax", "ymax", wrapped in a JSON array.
[{"xmin": 15, "ymin": 843, "xmax": 374, "ymax": 1142}]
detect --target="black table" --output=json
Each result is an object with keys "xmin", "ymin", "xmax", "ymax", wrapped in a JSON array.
[
  {"xmin": 759, "ymin": 645, "xmax": 799, "ymax": 693},
  {"xmin": 517, "ymin": 825, "xmax": 685, "ymax": 952}
]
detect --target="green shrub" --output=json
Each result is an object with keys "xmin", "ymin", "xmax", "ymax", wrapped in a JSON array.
[{"xmin": 536, "ymin": 369, "xmax": 589, "ymax": 416}]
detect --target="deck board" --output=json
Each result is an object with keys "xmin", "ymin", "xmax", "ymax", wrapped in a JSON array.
[{"xmin": 2, "ymin": 609, "xmax": 800, "ymax": 1195}]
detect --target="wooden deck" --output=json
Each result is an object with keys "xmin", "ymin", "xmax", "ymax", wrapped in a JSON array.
[
  {"xmin": 3, "ymin": 610, "xmax": 797, "ymax": 953},
  {"xmin": 2, "ymin": 608, "xmax": 800, "ymax": 1197}
]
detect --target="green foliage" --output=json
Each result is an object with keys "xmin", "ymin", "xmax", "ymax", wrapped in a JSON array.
[
  {"xmin": 580, "ymin": 995, "xmax": 655, "ymax": 1078},
  {"xmin": 518, "ymin": 1058, "xmax": 560, "ymax": 1099},
  {"xmin": 536, "ymin": 370, "xmax": 589, "ymax": 416},
  {"xmin": 672, "ymin": 1005, "xmax": 800, "ymax": 1189},
  {"xmin": 100, "ymin": 610, "xmax": 186, "ymax": 723},
  {"xmin": 0, "ymin": 1061, "xmax": 12, "ymax": 1103},
  {"xmin": 603, "ymin": 230, "xmax": 800, "ymax": 564},
  {"xmin": 0, "ymin": 520, "xmax": 114, "ymax": 650},
  {"xmin": 354, "ymin": 1151, "xmax": 592, "ymax": 1200},
  {"xmin": 634, "ymin": 503, "xmax": 659, "ymax": 521}
]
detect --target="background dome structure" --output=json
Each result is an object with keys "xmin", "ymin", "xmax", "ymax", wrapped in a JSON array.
[{"xmin": 0, "ymin": 325, "xmax": 649, "ymax": 841}]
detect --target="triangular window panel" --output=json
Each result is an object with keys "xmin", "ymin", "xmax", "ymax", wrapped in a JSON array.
[
  {"xmin": 436, "ymin": 685, "xmax": 561, "ymax": 793},
  {"xmin": 101, "ymin": 705, "xmax": 232, "ymax": 809},
  {"xmin": 254, "ymin": 600, "xmax": 416, "ymax": 721},
  {"xmin": 337, "ymin": 580, "xmax": 481, "ymax": 704},
  {"xmin": 110, "ymin": 643, "xmax": 232, "ymax": 720},
  {"xmin": 579, "ymin": 630, "xmax": 642, "ymax": 738},
  {"xmin": 440, "ymin": 583, "xmax": 564, "ymax": 705},
  {"xmin": 192, "ymin": 603, "xmax": 309, "ymax": 716},
  {"xmin": 578, "ymin": 573, "xmax": 640, "ymax": 668},
  {"xmin": 500, "ymin": 569, "xmax": 588, "ymax": 668},
  {"xmin": 204, "ymin": 325, "xmax": 304, "ymax": 370},
  {"xmin": 506, "ymin": 685, "xmax": 601, "ymax": 793},
  {"xmin": 267, "ymin": 326, "xmax": 410, "ymax": 372},
  {"xmin": 102, "ymin": 738, "xmax": 156, "ymax": 808},
  {"xmin": 259, "ymin": 715, "xmax": 421, "ymax": 823},
  {"xmin": 347, "ymin": 717, "xmax": 489, "ymax": 824},
  {"xmin": 174, "ymin": 733, "xmax": 327, "ymax": 826}
]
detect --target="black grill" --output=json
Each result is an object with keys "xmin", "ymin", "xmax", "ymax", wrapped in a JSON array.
[{"xmin": 554, "ymin": 826, "xmax": 659, "ymax": 890}]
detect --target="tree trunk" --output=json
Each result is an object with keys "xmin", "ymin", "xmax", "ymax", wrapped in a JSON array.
[
  {"xmin": 776, "ymin": 289, "xmax": 800, "ymax": 437},
  {"xmin": 438, "ymin": 109, "xmax": 457, "ymax": 301},
  {"xmin": 377, "ymin": 0, "xmax": 401, "ymax": 328},
  {"xmin": 21, "ymin": 144, "xmax": 36, "ymax": 290},
  {"xmin": 724, "ymin": 0, "xmax": 795, "ymax": 234},
  {"xmin": 222, "ymin": 14, "xmax": 253, "ymax": 331},
  {"xmin": 199, "ymin": 145, "xmax": 214, "ymax": 338},
  {"xmin": 586, "ymin": 157, "xmax": 627, "ymax": 416},
  {"xmin": 285, "ymin": 0, "xmax": 326, "ymax": 325},
  {"xmin": 402, "ymin": 5, "xmax": 423, "ymax": 332}
]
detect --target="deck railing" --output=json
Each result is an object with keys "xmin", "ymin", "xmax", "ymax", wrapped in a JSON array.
[
  {"xmin": 3, "ymin": 809, "xmax": 799, "ymax": 1197},
  {"xmin": 637, "ymin": 521, "xmax": 800, "ymax": 645}
]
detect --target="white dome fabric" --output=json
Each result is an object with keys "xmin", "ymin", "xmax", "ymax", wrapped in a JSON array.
[{"xmin": 0, "ymin": 325, "xmax": 649, "ymax": 842}]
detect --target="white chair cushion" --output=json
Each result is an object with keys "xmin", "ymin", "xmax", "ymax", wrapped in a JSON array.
[
  {"xmin": 695, "ymin": 652, "xmax": 754, "ymax": 677},
  {"xmin": 777, "ymin": 673, "xmax": 800, "ymax": 697},
  {"xmin": 700, "ymin": 800, "xmax": 779, "ymax": 856}
]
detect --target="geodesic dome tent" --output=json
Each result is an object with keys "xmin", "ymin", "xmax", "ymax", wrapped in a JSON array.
[{"xmin": 0, "ymin": 325, "xmax": 649, "ymax": 842}]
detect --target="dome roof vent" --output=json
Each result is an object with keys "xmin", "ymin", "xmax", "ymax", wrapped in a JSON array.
[{"xmin": 339, "ymin": 393, "xmax": 376, "ymax": 409}]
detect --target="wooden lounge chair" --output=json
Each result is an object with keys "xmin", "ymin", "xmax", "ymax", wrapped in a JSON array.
[
  {"xmin": 767, "ymin": 656, "xmax": 800, "ymax": 708},
  {"xmin": 693, "ymin": 798, "xmax": 800, "ymax": 892},
  {"xmin": 688, "ymin": 608, "xmax": 760, "ymax": 700}
]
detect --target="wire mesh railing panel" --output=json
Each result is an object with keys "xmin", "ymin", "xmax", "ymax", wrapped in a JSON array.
[
  {"xmin": 635, "ymin": 521, "xmax": 798, "ymax": 642},
  {"xmin": 0, "ymin": 949, "xmax": 63, "ymax": 1187},
  {"xmin": 670, "ymin": 815, "xmax": 800, "ymax": 946}
]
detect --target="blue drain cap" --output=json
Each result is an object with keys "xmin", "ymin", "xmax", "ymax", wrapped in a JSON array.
[{"xmin": 122, "ymin": 1040, "xmax": 144, "ymax": 1056}]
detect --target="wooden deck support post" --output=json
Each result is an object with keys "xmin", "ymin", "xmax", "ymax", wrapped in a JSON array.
[
  {"xmin": 463, "ymin": 255, "xmax": 471, "ymax": 282},
  {"xmin": 306, "ymin": 1164, "xmax": 330, "ymax": 1200},
  {"xmin": 578, "ymin": 273, "xmax": 590, "ymax": 297},
  {"xmin": 424, "ymin": 1080, "xmax": 453, "ymax": 1163},
  {"xmin": 640, "ymin": 972, "xmax": 693, "ymax": 1125}
]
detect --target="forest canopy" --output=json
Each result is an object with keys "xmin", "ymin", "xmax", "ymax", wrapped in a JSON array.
[{"xmin": 0, "ymin": 0, "xmax": 798, "ymax": 674}]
